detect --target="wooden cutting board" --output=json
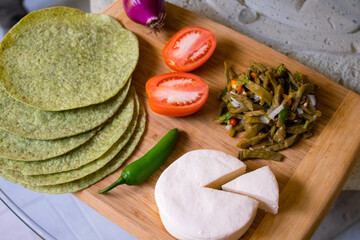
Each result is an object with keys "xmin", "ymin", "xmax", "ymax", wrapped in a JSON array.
[{"xmin": 74, "ymin": 1, "xmax": 360, "ymax": 239}]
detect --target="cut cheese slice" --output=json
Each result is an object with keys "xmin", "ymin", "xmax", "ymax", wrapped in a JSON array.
[
  {"xmin": 222, "ymin": 166, "xmax": 279, "ymax": 215},
  {"xmin": 155, "ymin": 149, "xmax": 258, "ymax": 240}
]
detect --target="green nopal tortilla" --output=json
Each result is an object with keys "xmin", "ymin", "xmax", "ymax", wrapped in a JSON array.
[
  {"xmin": 0, "ymin": 100, "xmax": 146, "ymax": 194},
  {"xmin": 1, "ymin": 94, "xmax": 139, "ymax": 186},
  {"xmin": 0, "ymin": 89, "xmax": 136, "ymax": 175},
  {"xmin": 0, "ymin": 7, "xmax": 139, "ymax": 111},
  {"xmin": 0, "ymin": 78, "xmax": 130, "ymax": 140},
  {"xmin": 0, "ymin": 126, "xmax": 98, "ymax": 161}
]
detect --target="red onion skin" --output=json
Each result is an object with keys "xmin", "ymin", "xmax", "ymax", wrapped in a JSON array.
[{"xmin": 123, "ymin": 0, "xmax": 166, "ymax": 28}]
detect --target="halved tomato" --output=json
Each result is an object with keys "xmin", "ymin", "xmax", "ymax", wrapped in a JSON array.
[
  {"xmin": 162, "ymin": 26, "xmax": 216, "ymax": 72},
  {"xmin": 146, "ymin": 72, "xmax": 209, "ymax": 117}
]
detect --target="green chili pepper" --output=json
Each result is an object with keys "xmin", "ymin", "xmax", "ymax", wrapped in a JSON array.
[
  {"xmin": 242, "ymin": 75, "xmax": 250, "ymax": 85},
  {"xmin": 221, "ymin": 112, "xmax": 232, "ymax": 121},
  {"xmin": 278, "ymin": 108, "xmax": 288, "ymax": 122},
  {"xmin": 277, "ymin": 64, "xmax": 286, "ymax": 73},
  {"xmin": 303, "ymin": 120, "xmax": 309, "ymax": 129},
  {"xmin": 98, "ymin": 128, "xmax": 179, "ymax": 194}
]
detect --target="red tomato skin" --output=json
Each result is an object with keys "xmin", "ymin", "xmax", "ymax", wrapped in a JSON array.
[
  {"xmin": 229, "ymin": 118, "xmax": 237, "ymax": 126},
  {"xmin": 146, "ymin": 72, "xmax": 209, "ymax": 117},
  {"xmin": 162, "ymin": 26, "xmax": 216, "ymax": 72}
]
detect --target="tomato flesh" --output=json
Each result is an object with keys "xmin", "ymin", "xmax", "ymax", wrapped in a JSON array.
[
  {"xmin": 162, "ymin": 26, "xmax": 216, "ymax": 72},
  {"xmin": 146, "ymin": 72, "xmax": 209, "ymax": 117}
]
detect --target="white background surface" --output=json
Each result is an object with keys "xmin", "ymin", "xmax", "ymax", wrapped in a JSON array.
[{"xmin": 0, "ymin": 178, "xmax": 136, "ymax": 240}]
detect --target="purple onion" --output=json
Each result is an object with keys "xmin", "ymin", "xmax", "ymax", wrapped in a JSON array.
[{"xmin": 123, "ymin": 0, "xmax": 166, "ymax": 31}]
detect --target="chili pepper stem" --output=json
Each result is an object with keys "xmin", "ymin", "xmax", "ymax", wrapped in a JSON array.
[{"xmin": 98, "ymin": 177, "xmax": 126, "ymax": 194}]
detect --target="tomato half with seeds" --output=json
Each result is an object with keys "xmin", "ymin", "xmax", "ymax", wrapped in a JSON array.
[
  {"xmin": 146, "ymin": 72, "xmax": 209, "ymax": 117},
  {"xmin": 162, "ymin": 26, "xmax": 216, "ymax": 72}
]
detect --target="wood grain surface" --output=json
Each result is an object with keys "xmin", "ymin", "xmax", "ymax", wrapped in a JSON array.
[{"xmin": 74, "ymin": 1, "xmax": 360, "ymax": 239}]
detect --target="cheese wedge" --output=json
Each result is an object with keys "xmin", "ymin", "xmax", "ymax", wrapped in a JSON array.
[
  {"xmin": 155, "ymin": 149, "xmax": 258, "ymax": 240},
  {"xmin": 222, "ymin": 166, "xmax": 279, "ymax": 215}
]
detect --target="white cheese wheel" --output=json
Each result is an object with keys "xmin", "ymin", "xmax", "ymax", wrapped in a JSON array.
[
  {"xmin": 155, "ymin": 149, "xmax": 258, "ymax": 240},
  {"xmin": 222, "ymin": 166, "xmax": 279, "ymax": 214}
]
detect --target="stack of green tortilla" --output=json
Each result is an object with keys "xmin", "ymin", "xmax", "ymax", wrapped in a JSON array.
[{"xmin": 0, "ymin": 7, "xmax": 145, "ymax": 194}]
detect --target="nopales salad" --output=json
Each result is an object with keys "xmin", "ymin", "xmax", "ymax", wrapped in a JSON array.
[{"xmin": 216, "ymin": 61, "xmax": 321, "ymax": 161}]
